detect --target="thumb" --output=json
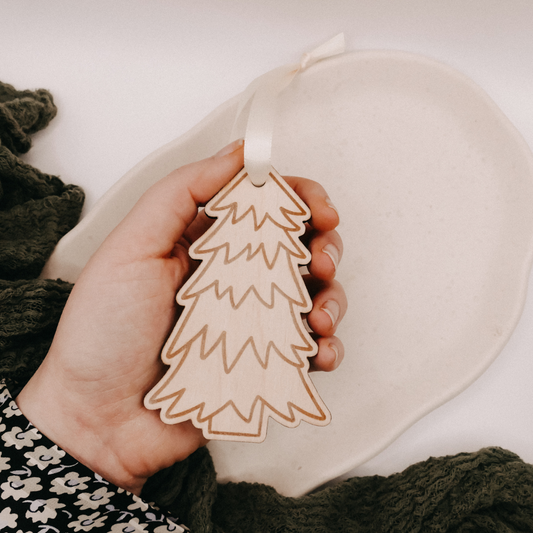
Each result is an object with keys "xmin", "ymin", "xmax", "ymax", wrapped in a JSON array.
[{"xmin": 102, "ymin": 140, "xmax": 244, "ymax": 261}]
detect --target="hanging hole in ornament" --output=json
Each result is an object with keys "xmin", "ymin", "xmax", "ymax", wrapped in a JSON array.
[{"xmin": 246, "ymin": 172, "xmax": 268, "ymax": 188}]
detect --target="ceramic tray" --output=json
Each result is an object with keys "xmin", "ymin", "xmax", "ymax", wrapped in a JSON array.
[{"xmin": 42, "ymin": 50, "xmax": 533, "ymax": 497}]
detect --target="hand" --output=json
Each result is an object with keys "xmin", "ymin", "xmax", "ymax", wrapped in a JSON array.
[{"xmin": 16, "ymin": 140, "xmax": 347, "ymax": 495}]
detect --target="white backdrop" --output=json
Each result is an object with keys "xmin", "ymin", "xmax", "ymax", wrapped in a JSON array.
[{"xmin": 2, "ymin": 0, "xmax": 532, "ymax": 484}]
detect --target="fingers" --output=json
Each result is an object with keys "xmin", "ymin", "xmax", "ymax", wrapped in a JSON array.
[
  {"xmin": 307, "ymin": 229, "xmax": 343, "ymax": 281},
  {"xmin": 309, "ymin": 336, "xmax": 344, "ymax": 372},
  {"xmin": 304, "ymin": 275, "xmax": 347, "ymax": 372},
  {"xmin": 286, "ymin": 180, "xmax": 344, "ymax": 372},
  {"xmin": 103, "ymin": 139, "xmax": 245, "ymax": 261},
  {"xmin": 286, "ymin": 175, "xmax": 342, "ymax": 280},
  {"xmin": 306, "ymin": 277, "xmax": 347, "ymax": 336},
  {"xmin": 283, "ymin": 176, "xmax": 339, "ymax": 233},
  {"xmin": 103, "ymin": 158, "xmax": 338, "ymax": 267}
]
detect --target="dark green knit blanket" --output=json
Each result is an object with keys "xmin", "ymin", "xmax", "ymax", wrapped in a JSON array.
[{"xmin": 1, "ymin": 80, "xmax": 532, "ymax": 532}]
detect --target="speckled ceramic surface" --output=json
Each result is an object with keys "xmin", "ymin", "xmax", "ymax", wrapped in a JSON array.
[{"xmin": 42, "ymin": 50, "xmax": 533, "ymax": 497}]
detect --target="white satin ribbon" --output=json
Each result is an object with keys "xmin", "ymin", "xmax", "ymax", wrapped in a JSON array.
[{"xmin": 231, "ymin": 33, "xmax": 346, "ymax": 187}]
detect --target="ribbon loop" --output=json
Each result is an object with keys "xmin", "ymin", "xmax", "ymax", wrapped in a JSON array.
[
  {"xmin": 299, "ymin": 33, "xmax": 346, "ymax": 71},
  {"xmin": 232, "ymin": 34, "xmax": 346, "ymax": 187}
]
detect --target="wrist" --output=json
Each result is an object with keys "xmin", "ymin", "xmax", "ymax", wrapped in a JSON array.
[{"xmin": 16, "ymin": 365, "xmax": 146, "ymax": 495}]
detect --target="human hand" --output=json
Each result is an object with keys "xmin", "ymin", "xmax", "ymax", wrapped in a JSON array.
[{"xmin": 16, "ymin": 140, "xmax": 347, "ymax": 495}]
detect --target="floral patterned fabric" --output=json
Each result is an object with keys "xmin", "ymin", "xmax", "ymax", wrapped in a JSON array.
[{"xmin": 0, "ymin": 383, "xmax": 187, "ymax": 532}]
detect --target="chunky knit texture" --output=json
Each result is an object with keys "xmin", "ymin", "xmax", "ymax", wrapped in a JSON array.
[
  {"xmin": 0, "ymin": 82, "xmax": 84, "ymax": 388},
  {"xmin": 1, "ymin": 80, "xmax": 533, "ymax": 532}
]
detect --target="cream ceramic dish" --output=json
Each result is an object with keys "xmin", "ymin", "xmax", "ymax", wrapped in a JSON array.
[{"xmin": 42, "ymin": 50, "xmax": 533, "ymax": 497}]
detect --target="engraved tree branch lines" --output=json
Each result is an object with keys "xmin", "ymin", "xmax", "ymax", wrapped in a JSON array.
[{"xmin": 145, "ymin": 168, "xmax": 330, "ymax": 442}]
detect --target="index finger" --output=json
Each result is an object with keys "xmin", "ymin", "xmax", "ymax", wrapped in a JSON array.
[{"xmin": 283, "ymin": 176, "xmax": 339, "ymax": 233}]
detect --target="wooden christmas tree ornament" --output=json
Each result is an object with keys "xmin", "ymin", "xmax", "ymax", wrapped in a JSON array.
[
  {"xmin": 145, "ymin": 34, "xmax": 346, "ymax": 442},
  {"xmin": 144, "ymin": 167, "xmax": 331, "ymax": 442}
]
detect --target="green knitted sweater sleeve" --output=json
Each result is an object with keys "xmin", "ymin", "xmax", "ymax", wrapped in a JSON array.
[{"xmin": 0, "ymin": 81, "xmax": 84, "ymax": 389}]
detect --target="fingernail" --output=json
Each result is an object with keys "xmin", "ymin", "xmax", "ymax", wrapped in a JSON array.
[
  {"xmin": 215, "ymin": 138, "xmax": 244, "ymax": 158},
  {"xmin": 325, "ymin": 196, "xmax": 338, "ymax": 214},
  {"xmin": 321, "ymin": 300, "xmax": 340, "ymax": 327},
  {"xmin": 329, "ymin": 343, "xmax": 340, "ymax": 367},
  {"xmin": 322, "ymin": 244, "xmax": 339, "ymax": 271}
]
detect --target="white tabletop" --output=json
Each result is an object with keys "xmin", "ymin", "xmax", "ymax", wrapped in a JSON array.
[{"xmin": 3, "ymin": 0, "xmax": 532, "ymax": 483}]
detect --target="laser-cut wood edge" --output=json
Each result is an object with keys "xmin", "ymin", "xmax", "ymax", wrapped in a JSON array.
[{"xmin": 145, "ymin": 167, "xmax": 331, "ymax": 442}]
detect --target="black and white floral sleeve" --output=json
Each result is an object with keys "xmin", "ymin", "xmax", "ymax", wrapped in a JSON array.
[{"xmin": 0, "ymin": 383, "xmax": 188, "ymax": 532}]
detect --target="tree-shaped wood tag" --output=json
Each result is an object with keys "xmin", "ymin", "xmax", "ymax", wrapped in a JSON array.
[{"xmin": 145, "ymin": 167, "xmax": 331, "ymax": 442}]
